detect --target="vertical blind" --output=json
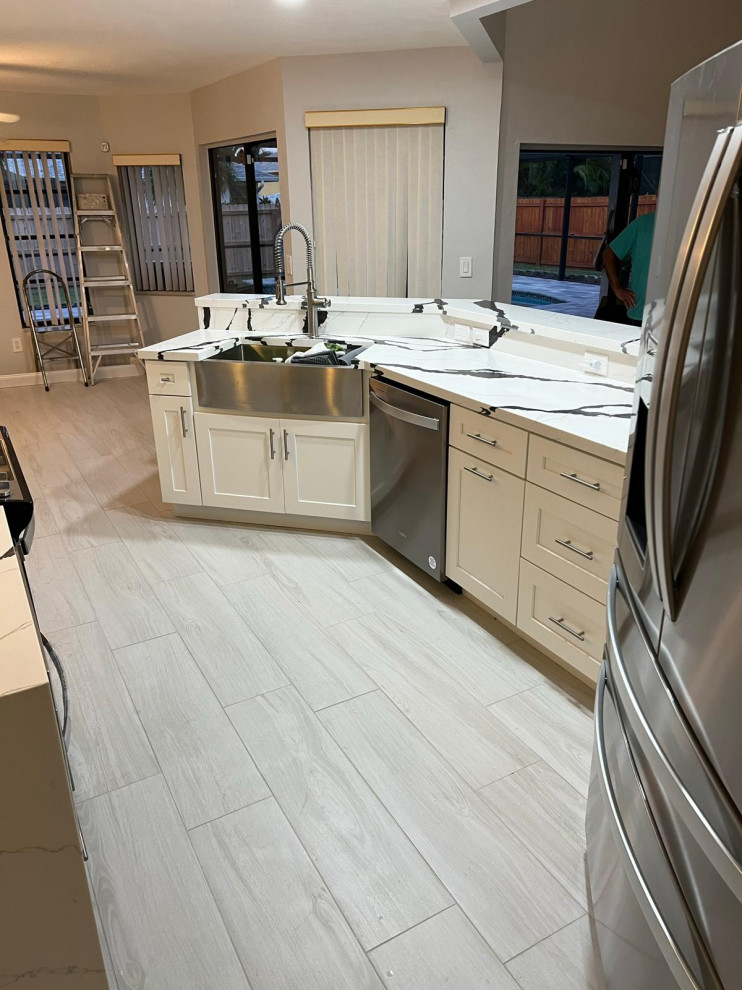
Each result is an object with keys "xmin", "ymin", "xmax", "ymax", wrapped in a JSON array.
[
  {"xmin": 119, "ymin": 164, "xmax": 194, "ymax": 292},
  {"xmin": 0, "ymin": 149, "xmax": 79, "ymax": 326},
  {"xmin": 310, "ymin": 124, "xmax": 444, "ymax": 298}
]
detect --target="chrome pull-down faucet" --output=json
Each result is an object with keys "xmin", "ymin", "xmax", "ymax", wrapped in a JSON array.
[{"xmin": 273, "ymin": 222, "xmax": 329, "ymax": 339}]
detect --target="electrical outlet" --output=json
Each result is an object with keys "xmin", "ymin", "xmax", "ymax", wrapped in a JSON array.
[
  {"xmin": 459, "ymin": 257, "xmax": 472, "ymax": 278},
  {"xmin": 11, "ymin": 337, "xmax": 23, "ymax": 353},
  {"xmin": 582, "ymin": 351, "xmax": 609, "ymax": 376},
  {"xmin": 454, "ymin": 324, "xmax": 472, "ymax": 344},
  {"xmin": 472, "ymin": 328, "xmax": 490, "ymax": 347}
]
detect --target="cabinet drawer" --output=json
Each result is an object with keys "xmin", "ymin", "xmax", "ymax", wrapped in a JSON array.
[
  {"xmin": 450, "ymin": 405, "xmax": 528, "ymax": 477},
  {"xmin": 446, "ymin": 446, "xmax": 524, "ymax": 623},
  {"xmin": 522, "ymin": 484, "xmax": 618, "ymax": 602},
  {"xmin": 527, "ymin": 435, "xmax": 624, "ymax": 520},
  {"xmin": 146, "ymin": 360, "xmax": 192, "ymax": 396},
  {"xmin": 517, "ymin": 559, "xmax": 604, "ymax": 682}
]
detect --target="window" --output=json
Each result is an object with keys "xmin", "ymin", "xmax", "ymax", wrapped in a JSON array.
[
  {"xmin": 209, "ymin": 139, "xmax": 282, "ymax": 293},
  {"xmin": 118, "ymin": 159, "xmax": 194, "ymax": 292},
  {"xmin": 0, "ymin": 145, "xmax": 80, "ymax": 326},
  {"xmin": 512, "ymin": 148, "xmax": 662, "ymax": 318},
  {"xmin": 308, "ymin": 110, "xmax": 445, "ymax": 297}
]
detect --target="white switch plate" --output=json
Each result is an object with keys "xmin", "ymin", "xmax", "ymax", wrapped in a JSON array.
[
  {"xmin": 472, "ymin": 328, "xmax": 490, "ymax": 347},
  {"xmin": 582, "ymin": 351, "xmax": 609, "ymax": 376},
  {"xmin": 459, "ymin": 257, "xmax": 472, "ymax": 278},
  {"xmin": 454, "ymin": 324, "xmax": 472, "ymax": 343},
  {"xmin": 11, "ymin": 337, "xmax": 22, "ymax": 353}
]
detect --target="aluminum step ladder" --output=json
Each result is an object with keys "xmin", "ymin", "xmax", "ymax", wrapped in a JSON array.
[
  {"xmin": 71, "ymin": 173, "xmax": 144, "ymax": 384},
  {"xmin": 21, "ymin": 269, "xmax": 89, "ymax": 391}
]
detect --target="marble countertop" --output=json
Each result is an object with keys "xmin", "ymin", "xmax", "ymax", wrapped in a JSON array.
[{"xmin": 0, "ymin": 515, "xmax": 46, "ymax": 699}]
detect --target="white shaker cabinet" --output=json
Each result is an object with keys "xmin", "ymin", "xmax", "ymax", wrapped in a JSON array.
[
  {"xmin": 282, "ymin": 419, "xmax": 369, "ymax": 521},
  {"xmin": 446, "ymin": 446, "xmax": 525, "ymax": 623},
  {"xmin": 150, "ymin": 394, "xmax": 202, "ymax": 506},
  {"xmin": 194, "ymin": 412, "xmax": 284, "ymax": 512}
]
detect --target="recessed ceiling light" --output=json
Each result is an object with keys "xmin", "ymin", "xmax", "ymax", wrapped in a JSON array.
[{"xmin": 0, "ymin": 113, "xmax": 21, "ymax": 124}]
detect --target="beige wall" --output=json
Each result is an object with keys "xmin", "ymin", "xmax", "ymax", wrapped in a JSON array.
[
  {"xmin": 489, "ymin": 0, "xmax": 742, "ymax": 300},
  {"xmin": 281, "ymin": 48, "xmax": 501, "ymax": 299}
]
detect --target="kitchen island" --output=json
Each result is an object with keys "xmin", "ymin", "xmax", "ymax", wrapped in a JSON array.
[{"xmin": 139, "ymin": 294, "xmax": 638, "ymax": 684}]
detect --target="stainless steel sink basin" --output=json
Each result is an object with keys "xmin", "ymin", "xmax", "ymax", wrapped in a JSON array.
[{"xmin": 195, "ymin": 342, "xmax": 366, "ymax": 418}]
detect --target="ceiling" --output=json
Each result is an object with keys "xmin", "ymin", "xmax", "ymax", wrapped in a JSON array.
[{"xmin": 0, "ymin": 0, "xmax": 465, "ymax": 95}]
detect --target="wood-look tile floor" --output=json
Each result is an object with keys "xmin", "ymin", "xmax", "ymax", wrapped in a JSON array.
[{"xmin": 1, "ymin": 377, "xmax": 605, "ymax": 990}]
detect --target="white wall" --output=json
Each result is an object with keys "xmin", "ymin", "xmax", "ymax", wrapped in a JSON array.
[
  {"xmin": 281, "ymin": 48, "xmax": 501, "ymax": 300},
  {"xmin": 489, "ymin": 0, "xmax": 742, "ymax": 300}
]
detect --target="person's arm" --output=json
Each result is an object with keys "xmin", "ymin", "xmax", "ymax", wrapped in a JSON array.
[{"xmin": 603, "ymin": 245, "xmax": 636, "ymax": 310}]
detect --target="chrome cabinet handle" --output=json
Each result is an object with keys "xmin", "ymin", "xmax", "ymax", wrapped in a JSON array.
[
  {"xmin": 283, "ymin": 429, "xmax": 290, "ymax": 460},
  {"xmin": 560, "ymin": 471, "xmax": 600, "ymax": 491},
  {"xmin": 466, "ymin": 432, "xmax": 497, "ymax": 447},
  {"xmin": 464, "ymin": 466, "xmax": 493, "ymax": 482},
  {"xmin": 179, "ymin": 405, "xmax": 188, "ymax": 437},
  {"xmin": 548, "ymin": 615, "xmax": 585, "ymax": 641},
  {"xmin": 555, "ymin": 537, "xmax": 594, "ymax": 560},
  {"xmin": 269, "ymin": 428, "xmax": 276, "ymax": 460}
]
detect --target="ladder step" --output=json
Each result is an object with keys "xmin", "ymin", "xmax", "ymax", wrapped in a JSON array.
[
  {"xmin": 87, "ymin": 314, "xmax": 138, "ymax": 322},
  {"xmin": 77, "ymin": 210, "xmax": 116, "ymax": 216},
  {"xmin": 85, "ymin": 279, "xmax": 132, "ymax": 287},
  {"xmin": 90, "ymin": 342, "xmax": 142, "ymax": 355},
  {"xmin": 80, "ymin": 245, "xmax": 124, "ymax": 252}
]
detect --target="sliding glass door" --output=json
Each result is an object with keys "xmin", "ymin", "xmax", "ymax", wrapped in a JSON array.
[{"xmin": 209, "ymin": 139, "xmax": 282, "ymax": 294}]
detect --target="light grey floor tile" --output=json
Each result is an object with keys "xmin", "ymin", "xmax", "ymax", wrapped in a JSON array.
[
  {"xmin": 153, "ymin": 572, "xmax": 287, "ymax": 705},
  {"xmin": 89, "ymin": 877, "xmax": 121, "ymax": 990},
  {"xmin": 72, "ymin": 542, "xmax": 175, "ymax": 650},
  {"xmin": 488, "ymin": 683, "xmax": 595, "ymax": 797},
  {"xmin": 369, "ymin": 906, "xmax": 520, "ymax": 990},
  {"xmin": 74, "ymin": 451, "xmax": 150, "ymax": 510},
  {"xmin": 229, "ymin": 686, "xmax": 452, "ymax": 949},
  {"xmin": 79, "ymin": 775, "xmax": 250, "ymax": 990},
  {"xmin": 25, "ymin": 534, "xmax": 96, "ymax": 632},
  {"xmin": 481, "ymin": 761, "xmax": 590, "ymax": 909},
  {"xmin": 506, "ymin": 916, "xmax": 606, "ymax": 990},
  {"xmin": 51, "ymin": 622, "xmax": 158, "ymax": 801},
  {"xmin": 331, "ymin": 613, "xmax": 538, "ymax": 788},
  {"xmin": 301, "ymin": 532, "xmax": 393, "ymax": 582},
  {"xmin": 105, "ymin": 502, "xmax": 202, "ymax": 585},
  {"xmin": 226, "ymin": 574, "xmax": 374, "ymax": 710},
  {"xmin": 191, "ymin": 799, "xmax": 383, "ymax": 990},
  {"xmin": 256, "ymin": 528, "xmax": 374, "ymax": 626},
  {"xmin": 46, "ymin": 478, "xmax": 121, "ymax": 552},
  {"xmin": 32, "ymin": 496, "xmax": 59, "ymax": 538},
  {"xmin": 352, "ymin": 569, "xmax": 544, "ymax": 704},
  {"xmin": 169, "ymin": 517, "xmax": 270, "ymax": 585},
  {"xmin": 115, "ymin": 633, "xmax": 269, "ymax": 829},
  {"xmin": 321, "ymin": 691, "xmax": 583, "ymax": 962}
]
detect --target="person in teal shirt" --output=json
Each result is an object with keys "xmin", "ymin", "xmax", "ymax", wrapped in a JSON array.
[{"xmin": 603, "ymin": 212, "xmax": 656, "ymax": 325}]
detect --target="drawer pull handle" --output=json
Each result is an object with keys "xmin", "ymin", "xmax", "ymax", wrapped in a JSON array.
[
  {"xmin": 555, "ymin": 537, "xmax": 594, "ymax": 560},
  {"xmin": 466, "ymin": 432, "xmax": 497, "ymax": 447},
  {"xmin": 560, "ymin": 471, "xmax": 601, "ymax": 491},
  {"xmin": 549, "ymin": 615, "xmax": 585, "ymax": 641},
  {"xmin": 465, "ymin": 466, "xmax": 494, "ymax": 482}
]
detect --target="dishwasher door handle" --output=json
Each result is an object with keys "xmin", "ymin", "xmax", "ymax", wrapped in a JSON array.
[{"xmin": 370, "ymin": 390, "xmax": 440, "ymax": 431}]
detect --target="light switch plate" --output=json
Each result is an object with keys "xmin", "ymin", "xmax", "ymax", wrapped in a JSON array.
[{"xmin": 459, "ymin": 257, "xmax": 472, "ymax": 278}]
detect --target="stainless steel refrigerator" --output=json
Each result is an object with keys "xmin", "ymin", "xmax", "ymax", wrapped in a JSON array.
[{"xmin": 586, "ymin": 41, "xmax": 742, "ymax": 990}]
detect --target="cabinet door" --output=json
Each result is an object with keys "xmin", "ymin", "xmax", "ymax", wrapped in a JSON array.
[
  {"xmin": 194, "ymin": 412, "xmax": 284, "ymax": 512},
  {"xmin": 150, "ymin": 394, "xmax": 202, "ymax": 506},
  {"xmin": 446, "ymin": 446, "xmax": 525, "ymax": 623},
  {"xmin": 282, "ymin": 420, "xmax": 369, "ymax": 521}
]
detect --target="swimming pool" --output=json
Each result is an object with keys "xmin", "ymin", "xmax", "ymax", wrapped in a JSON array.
[{"xmin": 511, "ymin": 289, "xmax": 561, "ymax": 308}]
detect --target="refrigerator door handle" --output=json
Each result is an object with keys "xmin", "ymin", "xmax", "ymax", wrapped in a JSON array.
[
  {"xmin": 595, "ymin": 670, "xmax": 721, "ymax": 990},
  {"xmin": 607, "ymin": 567, "xmax": 742, "ymax": 900},
  {"xmin": 647, "ymin": 123, "xmax": 742, "ymax": 619}
]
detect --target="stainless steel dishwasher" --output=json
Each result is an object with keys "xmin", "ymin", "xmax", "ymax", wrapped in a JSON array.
[{"xmin": 369, "ymin": 377, "xmax": 449, "ymax": 581}]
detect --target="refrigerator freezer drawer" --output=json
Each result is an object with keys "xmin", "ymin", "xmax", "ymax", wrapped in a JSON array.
[
  {"xmin": 527, "ymin": 435, "xmax": 625, "ymax": 520},
  {"xmin": 448, "ymin": 405, "xmax": 528, "ymax": 476},
  {"xmin": 521, "ymin": 483, "xmax": 618, "ymax": 601},
  {"xmin": 516, "ymin": 559, "xmax": 605, "ymax": 682},
  {"xmin": 586, "ymin": 669, "xmax": 722, "ymax": 990}
]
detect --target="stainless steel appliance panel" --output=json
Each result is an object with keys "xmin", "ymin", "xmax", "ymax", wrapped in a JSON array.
[
  {"xmin": 369, "ymin": 377, "xmax": 448, "ymax": 581},
  {"xmin": 586, "ymin": 669, "xmax": 722, "ymax": 990}
]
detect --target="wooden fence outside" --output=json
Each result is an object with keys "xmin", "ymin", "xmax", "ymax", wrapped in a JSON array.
[
  {"xmin": 220, "ymin": 202, "xmax": 282, "ymax": 277},
  {"xmin": 514, "ymin": 194, "xmax": 657, "ymax": 270}
]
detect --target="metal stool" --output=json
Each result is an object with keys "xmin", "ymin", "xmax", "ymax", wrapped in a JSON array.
[{"xmin": 21, "ymin": 269, "xmax": 89, "ymax": 391}]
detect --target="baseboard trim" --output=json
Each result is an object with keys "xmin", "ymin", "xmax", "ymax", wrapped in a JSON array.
[
  {"xmin": 172, "ymin": 503, "xmax": 372, "ymax": 535},
  {"xmin": 0, "ymin": 364, "xmax": 144, "ymax": 389}
]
